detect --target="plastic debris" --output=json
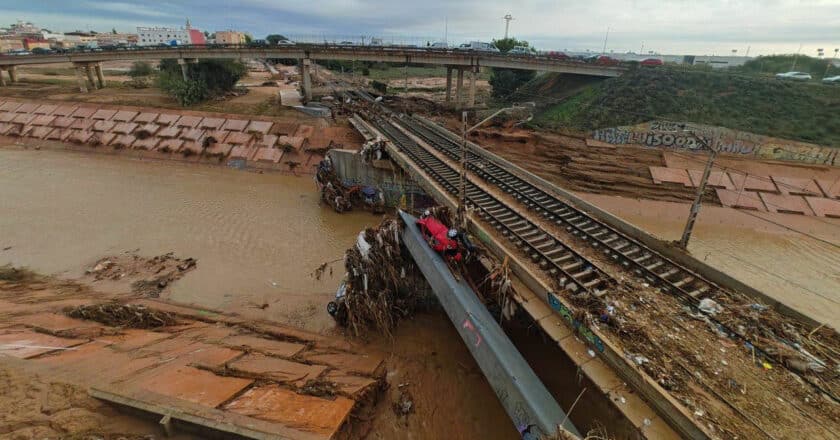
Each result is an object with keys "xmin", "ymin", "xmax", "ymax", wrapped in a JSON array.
[{"xmin": 698, "ymin": 298, "xmax": 723, "ymax": 315}]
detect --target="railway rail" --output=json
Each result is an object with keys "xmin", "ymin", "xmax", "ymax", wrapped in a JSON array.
[{"xmin": 363, "ymin": 111, "xmax": 838, "ymax": 404}]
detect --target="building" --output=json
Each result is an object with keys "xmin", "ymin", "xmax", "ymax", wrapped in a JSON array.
[
  {"xmin": 137, "ymin": 18, "xmax": 203, "ymax": 46},
  {"xmin": 96, "ymin": 32, "xmax": 138, "ymax": 47},
  {"xmin": 22, "ymin": 38, "xmax": 49, "ymax": 50},
  {"xmin": 0, "ymin": 37, "xmax": 24, "ymax": 53},
  {"xmin": 215, "ymin": 30, "xmax": 247, "ymax": 45},
  {"xmin": 1, "ymin": 20, "xmax": 42, "ymax": 38}
]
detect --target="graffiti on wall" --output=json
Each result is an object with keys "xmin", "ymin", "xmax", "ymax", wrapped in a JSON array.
[{"xmin": 591, "ymin": 121, "xmax": 838, "ymax": 167}]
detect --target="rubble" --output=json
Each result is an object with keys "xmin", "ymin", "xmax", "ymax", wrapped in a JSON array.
[{"xmin": 66, "ymin": 302, "xmax": 179, "ymax": 328}]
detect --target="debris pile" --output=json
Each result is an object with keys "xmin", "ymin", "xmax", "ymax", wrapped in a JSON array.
[
  {"xmin": 67, "ymin": 302, "xmax": 179, "ymax": 328},
  {"xmin": 315, "ymin": 157, "xmax": 353, "ymax": 212},
  {"xmin": 339, "ymin": 217, "xmax": 427, "ymax": 338},
  {"xmin": 84, "ymin": 252, "xmax": 197, "ymax": 297}
]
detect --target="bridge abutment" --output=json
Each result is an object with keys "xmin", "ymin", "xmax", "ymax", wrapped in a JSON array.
[
  {"xmin": 445, "ymin": 66, "xmax": 453, "ymax": 103},
  {"xmin": 301, "ymin": 58, "xmax": 313, "ymax": 102},
  {"xmin": 468, "ymin": 65, "xmax": 478, "ymax": 108},
  {"xmin": 94, "ymin": 63, "xmax": 106, "ymax": 88},
  {"xmin": 7, "ymin": 66, "xmax": 17, "ymax": 83},
  {"xmin": 455, "ymin": 67, "xmax": 464, "ymax": 110}
]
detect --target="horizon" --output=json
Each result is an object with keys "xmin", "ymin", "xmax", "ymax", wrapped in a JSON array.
[{"xmin": 2, "ymin": 1, "xmax": 838, "ymax": 58}]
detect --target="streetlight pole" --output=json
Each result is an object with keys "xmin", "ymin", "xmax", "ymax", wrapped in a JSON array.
[
  {"xmin": 679, "ymin": 133, "xmax": 718, "ymax": 249},
  {"xmin": 457, "ymin": 104, "xmax": 534, "ymax": 228}
]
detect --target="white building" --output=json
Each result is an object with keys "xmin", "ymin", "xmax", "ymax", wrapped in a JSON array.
[{"xmin": 136, "ymin": 26, "xmax": 190, "ymax": 46}]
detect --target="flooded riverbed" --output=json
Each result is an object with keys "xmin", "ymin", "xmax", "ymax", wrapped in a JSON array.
[{"xmin": 0, "ymin": 148, "xmax": 374, "ymax": 332}]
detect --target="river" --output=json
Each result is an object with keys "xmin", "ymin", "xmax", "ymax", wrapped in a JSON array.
[{"xmin": 0, "ymin": 148, "xmax": 375, "ymax": 332}]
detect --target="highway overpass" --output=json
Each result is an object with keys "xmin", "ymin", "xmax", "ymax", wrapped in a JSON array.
[{"xmin": 0, "ymin": 45, "xmax": 625, "ymax": 105}]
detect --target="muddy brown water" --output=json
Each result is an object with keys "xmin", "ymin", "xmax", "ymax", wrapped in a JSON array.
[{"xmin": 0, "ymin": 148, "xmax": 373, "ymax": 333}]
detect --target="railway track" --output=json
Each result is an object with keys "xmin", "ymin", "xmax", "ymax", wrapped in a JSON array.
[{"xmin": 364, "ymin": 112, "xmax": 839, "ymax": 403}]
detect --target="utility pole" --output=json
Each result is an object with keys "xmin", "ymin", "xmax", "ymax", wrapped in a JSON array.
[
  {"xmin": 602, "ymin": 27, "xmax": 610, "ymax": 55},
  {"xmin": 458, "ymin": 111, "xmax": 468, "ymax": 228},
  {"xmin": 679, "ymin": 133, "xmax": 717, "ymax": 249},
  {"xmin": 826, "ymin": 48, "xmax": 839, "ymax": 76},
  {"xmin": 791, "ymin": 43, "xmax": 803, "ymax": 70},
  {"xmin": 503, "ymin": 14, "xmax": 514, "ymax": 39}
]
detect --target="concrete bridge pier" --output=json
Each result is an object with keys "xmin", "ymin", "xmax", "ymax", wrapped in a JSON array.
[
  {"xmin": 0, "ymin": 69, "xmax": 6, "ymax": 87},
  {"xmin": 177, "ymin": 59, "xmax": 189, "ymax": 81},
  {"xmin": 455, "ymin": 67, "xmax": 464, "ymax": 110},
  {"xmin": 468, "ymin": 65, "xmax": 478, "ymax": 108},
  {"xmin": 93, "ymin": 63, "xmax": 106, "ymax": 88},
  {"xmin": 73, "ymin": 64, "xmax": 88, "ymax": 93},
  {"xmin": 445, "ymin": 66, "xmax": 453, "ymax": 103},
  {"xmin": 7, "ymin": 66, "xmax": 17, "ymax": 84},
  {"xmin": 84, "ymin": 64, "xmax": 98, "ymax": 90},
  {"xmin": 301, "ymin": 58, "xmax": 313, "ymax": 102}
]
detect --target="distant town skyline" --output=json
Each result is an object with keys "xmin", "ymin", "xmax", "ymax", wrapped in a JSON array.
[{"xmin": 2, "ymin": 0, "xmax": 839, "ymax": 57}]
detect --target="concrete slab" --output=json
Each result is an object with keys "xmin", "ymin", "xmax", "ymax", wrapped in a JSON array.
[
  {"xmin": 246, "ymin": 121, "xmax": 272, "ymax": 135},
  {"xmin": 0, "ymin": 329, "xmax": 85, "ymax": 359},
  {"xmin": 229, "ymin": 145, "xmax": 257, "ymax": 161},
  {"xmin": 715, "ymin": 189, "xmax": 767, "ymax": 211},
  {"xmin": 205, "ymin": 143, "xmax": 232, "ymax": 158},
  {"xmin": 130, "ymin": 365, "xmax": 253, "ymax": 408},
  {"xmin": 36, "ymin": 341, "xmax": 162, "ymax": 384},
  {"xmin": 133, "ymin": 136, "xmax": 160, "ymax": 150},
  {"xmin": 688, "ymin": 170, "xmax": 735, "ymax": 190},
  {"xmin": 112, "ymin": 122, "xmax": 138, "ymax": 134},
  {"xmin": 277, "ymin": 135, "xmax": 306, "ymax": 151},
  {"xmin": 224, "ymin": 385, "xmax": 354, "ymax": 437},
  {"xmin": 294, "ymin": 125, "xmax": 314, "ymax": 138},
  {"xmin": 0, "ymin": 101, "xmax": 21, "ymax": 112},
  {"xmin": 772, "ymin": 176, "xmax": 822, "ymax": 196},
  {"xmin": 256, "ymin": 134, "xmax": 278, "ymax": 149},
  {"xmin": 112, "ymin": 110, "xmax": 139, "ymax": 122},
  {"xmin": 96, "ymin": 132, "xmax": 117, "ymax": 146},
  {"xmin": 110, "ymin": 134, "xmax": 136, "ymax": 148},
  {"xmin": 805, "ymin": 197, "xmax": 840, "ymax": 218},
  {"xmin": 46, "ymin": 128, "xmax": 73, "ymax": 141},
  {"xmin": 728, "ymin": 173, "xmax": 777, "ymax": 193},
  {"xmin": 92, "ymin": 109, "xmax": 118, "ymax": 120},
  {"xmin": 50, "ymin": 116, "xmax": 74, "ymax": 128},
  {"xmin": 324, "ymin": 371, "xmax": 378, "ymax": 397},
  {"xmin": 759, "ymin": 193, "xmax": 814, "ymax": 215},
  {"xmin": 108, "ymin": 330, "xmax": 172, "ymax": 351},
  {"xmin": 255, "ymin": 148, "xmax": 283, "ymax": 163},
  {"xmin": 136, "ymin": 123, "xmax": 159, "ymax": 136},
  {"xmin": 34, "ymin": 104, "xmax": 58, "ymax": 115},
  {"xmin": 157, "ymin": 138, "xmax": 184, "ymax": 153},
  {"xmin": 271, "ymin": 122, "xmax": 298, "ymax": 136},
  {"xmin": 12, "ymin": 312, "xmax": 103, "ymax": 335},
  {"xmin": 15, "ymin": 102, "xmax": 38, "ymax": 113},
  {"xmin": 649, "ymin": 167, "xmax": 692, "ymax": 186},
  {"xmin": 12, "ymin": 113, "xmax": 35, "ymax": 124},
  {"xmin": 70, "ymin": 119, "xmax": 93, "ymax": 130},
  {"xmin": 0, "ymin": 123, "xmax": 13, "ymax": 135},
  {"xmin": 157, "ymin": 126, "xmax": 181, "ymax": 138},
  {"xmin": 27, "ymin": 126, "xmax": 53, "ymax": 139},
  {"xmin": 51, "ymin": 105, "xmax": 78, "ymax": 117},
  {"xmin": 816, "ymin": 179, "xmax": 840, "ymax": 199},
  {"xmin": 228, "ymin": 354, "xmax": 327, "ymax": 385},
  {"xmin": 225, "ymin": 131, "xmax": 252, "ymax": 145},
  {"xmin": 220, "ymin": 335, "xmax": 306, "ymax": 358},
  {"xmin": 222, "ymin": 119, "xmax": 249, "ymax": 131},
  {"xmin": 156, "ymin": 113, "xmax": 180, "ymax": 125},
  {"xmin": 133, "ymin": 112, "xmax": 159, "ymax": 123},
  {"xmin": 585, "ymin": 138, "xmax": 617, "ymax": 148},
  {"xmin": 0, "ymin": 112, "xmax": 16, "ymax": 122},
  {"xmin": 92, "ymin": 120, "xmax": 116, "ymax": 132},
  {"xmin": 176, "ymin": 115, "xmax": 202, "ymax": 128},
  {"xmin": 180, "ymin": 128, "xmax": 204, "ymax": 141},
  {"xmin": 177, "ymin": 141, "xmax": 201, "ymax": 155},
  {"xmin": 301, "ymin": 351, "xmax": 383, "ymax": 376},
  {"xmin": 31, "ymin": 114, "xmax": 55, "ymax": 126},
  {"xmin": 199, "ymin": 117, "xmax": 225, "ymax": 129}
]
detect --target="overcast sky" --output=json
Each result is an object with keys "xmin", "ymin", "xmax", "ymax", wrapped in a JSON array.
[{"xmin": 3, "ymin": 1, "xmax": 839, "ymax": 56}]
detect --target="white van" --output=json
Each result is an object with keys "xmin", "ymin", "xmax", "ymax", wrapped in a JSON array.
[{"xmin": 457, "ymin": 41, "xmax": 499, "ymax": 53}]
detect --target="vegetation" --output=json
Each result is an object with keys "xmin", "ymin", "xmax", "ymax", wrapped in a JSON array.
[
  {"xmin": 128, "ymin": 61, "xmax": 154, "ymax": 78},
  {"xmin": 531, "ymin": 66, "xmax": 840, "ymax": 146},
  {"xmin": 489, "ymin": 38, "xmax": 536, "ymax": 99},
  {"xmin": 370, "ymin": 80, "xmax": 388, "ymax": 94},
  {"xmin": 736, "ymin": 54, "xmax": 840, "ymax": 79},
  {"xmin": 157, "ymin": 59, "xmax": 246, "ymax": 106}
]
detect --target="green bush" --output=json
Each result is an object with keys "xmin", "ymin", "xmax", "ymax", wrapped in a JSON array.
[
  {"xmin": 128, "ymin": 61, "xmax": 154, "ymax": 78},
  {"xmin": 157, "ymin": 59, "xmax": 246, "ymax": 106}
]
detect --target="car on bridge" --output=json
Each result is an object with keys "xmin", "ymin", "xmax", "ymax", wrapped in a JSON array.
[
  {"xmin": 587, "ymin": 55, "xmax": 620, "ymax": 66},
  {"xmin": 640, "ymin": 58, "xmax": 664, "ymax": 66},
  {"xmin": 543, "ymin": 51, "xmax": 570, "ymax": 60},
  {"xmin": 775, "ymin": 71, "xmax": 812, "ymax": 81},
  {"xmin": 430, "ymin": 41, "xmax": 450, "ymax": 49},
  {"xmin": 822, "ymin": 75, "xmax": 840, "ymax": 84},
  {"xmin": 508, "ymin": 46, "xmax": 531, "ymax": 55},
  {"xmin": 457, "ymin": 41, "xmax": 499, "ymax": 53}
]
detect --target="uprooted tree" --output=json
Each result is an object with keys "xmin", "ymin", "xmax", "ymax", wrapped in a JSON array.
[{"xmin": 157, "ymin": 59, "xmax": 247, "ymax": 106}]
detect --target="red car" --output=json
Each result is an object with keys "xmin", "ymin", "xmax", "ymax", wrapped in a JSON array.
[
  {"xmin": 545, "ymin": 51, "xmax": 570, "ymax": 60},
  {"xmin": 592, "ymin": 55, "xmax": 620, "ymax": 66},
  {"xmin": 416, "ymin": 216, "xmax": 462, "ymax": 262},
  {"xmin": 640, "ymin": 58, "xmax": 664, "ymax": 66}
]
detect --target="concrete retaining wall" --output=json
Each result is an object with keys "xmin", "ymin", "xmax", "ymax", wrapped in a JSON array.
[{"xmin": 328, "ymin": 149, "xmax": 427, "ymax": 208}]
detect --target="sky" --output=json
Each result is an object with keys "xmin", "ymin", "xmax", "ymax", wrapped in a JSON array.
[{"xmin": 2, "ymin": 0, "xmax": 839, "ymax": 56}]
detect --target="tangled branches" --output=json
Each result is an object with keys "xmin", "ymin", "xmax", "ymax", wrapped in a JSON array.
[
  {"xmin": 341, "ymin": 217, "xmax": 424, "ymax": 338},
  {"xmin": 67, "ymin": 302, "xmax": 179, "ymax": 328}
]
